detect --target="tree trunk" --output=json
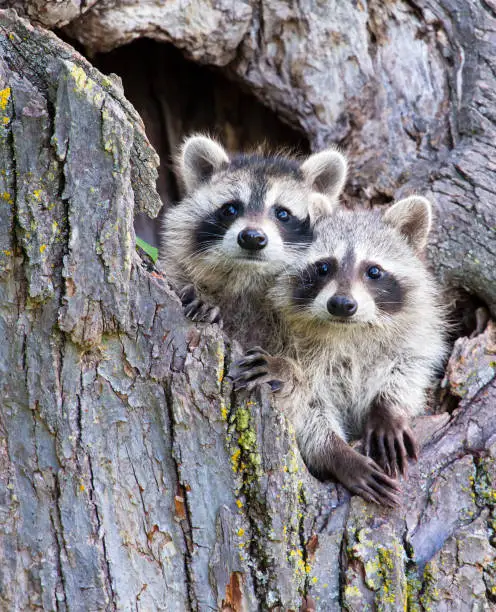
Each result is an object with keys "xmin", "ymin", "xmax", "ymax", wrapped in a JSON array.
[{"xmin": 0, "ymin": 5, "xmax": 495, "ymax": 612}]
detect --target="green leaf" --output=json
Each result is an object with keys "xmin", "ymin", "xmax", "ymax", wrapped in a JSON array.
[{"xmin": 136, "ymin": 236, "xmax": 159, "ymax": 263}]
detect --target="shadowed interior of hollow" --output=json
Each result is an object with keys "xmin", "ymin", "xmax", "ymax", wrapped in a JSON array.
[{"xmin": 90, "ymin": 39, "xmax": 310, "ymax": 247}]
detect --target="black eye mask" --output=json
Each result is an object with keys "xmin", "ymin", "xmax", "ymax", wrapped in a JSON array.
[
  {"xmin": 361, "ymin": 261, "xmax": 405, "ymax": 314},
  {"xmin": 193, "ymin": 200, "xmax": 245, "ymax": 251},
  {"xmin": 276, "ymin": 211, "xmax": 313, "ymax": 246},
  {"xmin": 292, "ymin": 258, "xmax": 337, "ymax": 306}
]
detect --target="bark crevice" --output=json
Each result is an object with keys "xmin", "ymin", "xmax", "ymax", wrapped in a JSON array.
[{"xmin": 0, "ymin": 6, "xmax": 495, "ymax": 611}]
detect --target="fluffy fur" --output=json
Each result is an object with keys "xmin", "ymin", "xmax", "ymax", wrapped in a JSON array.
[
  {"xmin": 159, "ymin": 134, "xmax": 347, "ymax": 348},
  {"xmin": 233, "ymin": 196, "xmax": 446, "ymax": 506}
]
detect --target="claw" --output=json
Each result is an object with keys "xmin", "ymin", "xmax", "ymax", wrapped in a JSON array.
[
  {"xmin": 386, "ymin": 433, "xmax": 398, "ymax": 478},
  {"xmin": 179, "ymin": 284, "xmax": 196, "ymax": 305},
  {"xmin": 352, "ymin": 483, "xmax": 382, "ymax": 506},
  {"xmin": 394, "ymin": 434, "xmax": 408, "ymax": 478},
  {"xmin": 184, "ymin": 299, "xmax": 201, "ymax": 318},
  {"xmin": 181, "ymin": 288, "xmax": 223, "ymax": 326},
  {"xmin": 245, "ymin": 346, "xmax": 269, "ymax": 356},
  {"xmin": 233, "ymin": 365, "xmax": 270, "ymax": 384},
  {"xmin": 404, "ymin": 429, "xmax": 419, "ymax": 461},
  {"xmin": 370, "ymin": 466, "xmax": 402, "ymax": 493},
  {"xmin": 207, "ymin": 306, "xmax": 222, "ymax": 325},
  {"xmin": 236, "ymin": 355, "xmax": 268, "ymax": 368},
  {"xmin": 377, "ymin": 434, "xmax": 388, "ymax": 475},
  {"xmin": 232, "ymin": 348, "xmax": 284, "ymax": 394},
  {"xmin": 364, "ymin": 409, "xmax": 419, "ymax": 481}
]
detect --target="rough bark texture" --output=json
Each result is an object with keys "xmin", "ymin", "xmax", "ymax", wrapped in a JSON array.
[
  {"xmin": 51, "ymin": 0, "xmax": 496, "ymax": 315},
  {"xmin": 0, "ymin": 5, "xmax": 495, "ymax": 612},
  {"xmin": 91, "ymin": 40, "xmax": 310, "ymax": 247}
]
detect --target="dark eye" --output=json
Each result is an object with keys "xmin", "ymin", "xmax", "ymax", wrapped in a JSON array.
[
  {"xmin": 275, "ymin": 207, "xmax": 291, "ymax": 222},
  {"xmin": 366, "ymin": 265, "xmax": 383, "ymax": 280},
  {"xmin": 316, "ymin": 262, "xmax": 329, "ymax": 276},
  {"xmin": 220, "ymin": 202, "xmax": 239, "ymax": 218}
]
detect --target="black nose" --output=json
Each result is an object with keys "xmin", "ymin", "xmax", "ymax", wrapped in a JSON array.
[
  {"xmin": 327, "ymin": 295, "xmax": 357, "ymax": 317},
  {"xmin": 237, "ymin": 228, "xmax": 268, "ymax": 251}
]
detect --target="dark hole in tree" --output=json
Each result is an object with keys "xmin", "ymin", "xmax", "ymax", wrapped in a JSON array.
[
  {"xmin": 88, "ymin": 39, "xmax": 310, "ymax": 248},
  {"xmin": 435, "ymin": 289, "xmax": 491, "ymax": 414}
]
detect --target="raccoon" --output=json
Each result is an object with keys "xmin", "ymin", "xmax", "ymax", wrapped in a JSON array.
[
  {"xmin": 160, "ymin": 135, "xmax": 348, "ymax": 348},
  {"xmin": 233, "ymin": 197, "xmax": 446, "ymax": 506}
]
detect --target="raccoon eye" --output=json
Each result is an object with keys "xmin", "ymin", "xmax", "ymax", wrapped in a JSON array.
[
  {"xmin": 275, "ymin": 207, "xmax": 291, "ymax": 222},
  {"xmin": 366, "ymin": 265, "xmax": 383, "ymax": 280},
  {"xmin": 316, "ymin": 262, "xmax": 329, "ymax": 276},
  {"xmin": 220, "ymin": 202, "xmax": 240, "ymax": 218}
]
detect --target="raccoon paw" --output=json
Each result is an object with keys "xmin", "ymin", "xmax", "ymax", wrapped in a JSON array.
[
  {"xmin": 364, "ymin": 412, "xmax": 419, "ymax": 479},
  {"xmin": 230, "ymin": 347, "xmax": 284, "ymax": 393},
  {"xmin": 179, "ymin": 285, "xmax": 223, "ymax": 326},
  {"xmin": 332, "ymin": 448, "xmax": 402, "ymax": 508}
]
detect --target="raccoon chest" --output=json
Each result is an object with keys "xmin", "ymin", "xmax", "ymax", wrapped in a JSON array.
[{"xmin": 315, "ymin": 359, "xmax": 391, "ymax": 435}]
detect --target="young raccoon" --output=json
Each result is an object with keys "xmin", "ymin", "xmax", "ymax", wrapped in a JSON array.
[
  {"xmin": 160, "ymin": 135, "xmax": 348, "ymax": 348},
  {"xmin": 233, "ymin": 197, "xmax": 446, "ymax": 506}
]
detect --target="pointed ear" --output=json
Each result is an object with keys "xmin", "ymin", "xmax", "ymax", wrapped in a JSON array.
[
  {"xmin": 301, "ymin": 148, "xmax": 348, "ymax": 200},
  {"xmin": 308, "ymin": 193, "xmax": 337, "ymax": 224},
  {"xmin": 383, "ymin": 196, "xmax": 433, "ymax": 252},
  {"xmin": 178, "ymin": 135, "xmax": 229, "ymax": 193}
]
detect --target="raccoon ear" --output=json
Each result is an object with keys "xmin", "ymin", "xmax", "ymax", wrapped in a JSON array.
[
  {"xmin": 301, "ymin": 148, "xmax": 348, "ymax": 200},
  {"xmin": 383, "ymin": 196, "xmax": 433, "ymax": 252},
  {"xmin": 308, "ymin": 193, "xmax": 337, "ymax": 223},
  {"xmin": 179, "ymin": 135, "xmax": 229, "ymax": 193}
]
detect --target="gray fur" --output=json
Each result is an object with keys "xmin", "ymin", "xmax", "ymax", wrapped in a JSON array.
[
  {"xmin": 260, "ymin": 197, "xmax": 447, "ymax": 500},
  {"xmin": 159, "ymin": 135, "xmax": 347, "ymax": 349}
]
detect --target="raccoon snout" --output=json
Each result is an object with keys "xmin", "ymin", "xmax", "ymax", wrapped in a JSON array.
[
  {"xmin": 237, "ymin": 228, "xmax": 268, "ymax": 251},
  {"xmin": 327, "ymin": 295, "xmax": 357, "ymax": 317}
]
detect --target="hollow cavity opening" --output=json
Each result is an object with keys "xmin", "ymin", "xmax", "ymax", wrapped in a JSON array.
[{"xmin": 90, "ymin": 39, "xmax": 310, "ymax": 247}]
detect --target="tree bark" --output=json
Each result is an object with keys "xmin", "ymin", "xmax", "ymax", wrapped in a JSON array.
[{"xmin": 0, "ymin": 5, "xmax": 495, "ymax": 612}]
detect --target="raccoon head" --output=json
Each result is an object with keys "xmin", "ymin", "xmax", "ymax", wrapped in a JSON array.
[
  {"xmin": 166, "ymin": 135, "xmax": 347, "ymax": 291},
  {"xmin": 272, "ymin": 196, "xmax": 433, "ymax": 334}
]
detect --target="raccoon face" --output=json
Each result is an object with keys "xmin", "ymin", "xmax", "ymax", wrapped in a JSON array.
[
  {"xmin": 192, "ymin": 173, "xmax": 314, "ymax": 267},
  {"xmin": 276, "ymin": 196, "xmax": 433, "ymax": 329},
  {"xmin": 173, "ymin": 135, "xmax": 347, "ymax": 278}
]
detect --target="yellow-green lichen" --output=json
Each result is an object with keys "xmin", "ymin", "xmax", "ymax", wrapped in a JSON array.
[
  {"xmin": 220, "ymin": 399, "xmax": 228, "ymax": 421},
  {"xmin": 285, "ymin": 447, "xmax": 300, "ymax": 474},
  {"xmin": 0, "ymin": 87, "xmax": 11, "ymax": 111},
  {"xmin": 418, "ymin": 561, "xmax": 440, "ymax": 610},
  {"xmin": 231, "ymin": 448, "xmax": 241, "ymax": 472},
  {"xmin": 345, "ymin": 585, "xmax": 361, "ymax": 596},
  {"xmin": 70, "ymin": 65, "xmax": 93, "ymax": 93},
  {"xmin": 405, "ymin": 566, "xmax": 422, "ymax": 612},
  {"xmin": 216, "ymin": 345, "xmax": 224, "ymax": 385},
  {"xmin": 349, "ymin": 531, "xmax": 407, "ymax": 610},
  {"xmin": 376, "ymin": 547, "xmax": 398, "ymax": 606}
]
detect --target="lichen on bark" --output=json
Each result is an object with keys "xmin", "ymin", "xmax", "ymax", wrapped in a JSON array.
[{"xmin": 0, "ymin": 4, "xmax": 496, "ymax": 611}]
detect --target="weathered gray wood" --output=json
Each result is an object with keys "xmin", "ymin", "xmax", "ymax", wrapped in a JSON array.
[
  {"xmin": 0, "ymin": 5, "xmax": 495, "ymax": 612},
  {"xmin": 57, "ymin": 0, "xmax": 496, "ymax": 316}
]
